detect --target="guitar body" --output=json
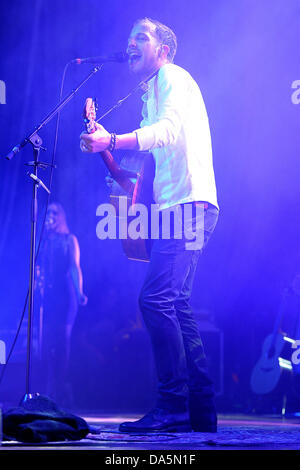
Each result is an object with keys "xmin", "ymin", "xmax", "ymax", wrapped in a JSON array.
[
  {"xmin": 83, "ymin": 98, "xmax": 155, "ymax": 262},
  {"xmin": 250, "ymin": 333, "xmax": 285, "ymax": 394}
]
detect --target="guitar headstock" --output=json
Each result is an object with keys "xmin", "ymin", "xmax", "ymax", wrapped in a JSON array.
[{"xmin": 83, "ymin": 97, "xmax": 98, "ymax": 134}]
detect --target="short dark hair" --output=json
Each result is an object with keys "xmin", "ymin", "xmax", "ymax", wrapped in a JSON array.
[{"xmin": 134, "ymin": 18, "xmax": 177, "ymax": 62}]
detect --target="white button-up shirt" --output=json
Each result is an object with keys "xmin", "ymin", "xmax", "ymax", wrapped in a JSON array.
[{"xmin": 134, "ymin": 63, "xmax": 219, "ymax": 211}]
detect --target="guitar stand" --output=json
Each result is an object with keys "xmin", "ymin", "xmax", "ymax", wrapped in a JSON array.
[{"xmin": 3, "ymin": 65, "xmax": 103, "ymax": 405}]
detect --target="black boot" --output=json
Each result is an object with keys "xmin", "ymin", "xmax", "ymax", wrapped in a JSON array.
[
  {"xmin": 119, "ymin": 408, "xmax": 191, "ymax": 433},
  {"xmin": 189, "ymin": 394, "xmax": 217, "ymax": 432}
]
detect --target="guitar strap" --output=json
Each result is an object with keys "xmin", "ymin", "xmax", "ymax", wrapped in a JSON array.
[{"xmin": 96, "ymin": 69, "xmax": 160, "ymax": 123}]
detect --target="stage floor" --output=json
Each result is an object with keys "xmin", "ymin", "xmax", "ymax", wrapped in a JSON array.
[{"xmin": 1, "ymin": 413, "xmax": 300, "ymax": 451}]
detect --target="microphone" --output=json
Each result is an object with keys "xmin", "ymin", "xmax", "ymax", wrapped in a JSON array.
[
  {"xmin": 72, "ymin": 52, "xmax": 128, "ymax": 65},
  {"xmin": 27, "ymin": 173, "xmax": 51, "ymax": 194},
  {"xmin": 46, "ymin": 216, "xmax": 54, "ymax": 226}
]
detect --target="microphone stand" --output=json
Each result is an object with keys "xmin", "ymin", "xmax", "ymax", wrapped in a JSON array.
[{"xmin": 4, "ymin": 65, "xmax": 103, "ymax": 405}]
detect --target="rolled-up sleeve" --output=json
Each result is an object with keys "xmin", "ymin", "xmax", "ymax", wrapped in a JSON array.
[{"xmin": 134, "ymin": 66, "xmax": 188, "ymax": 151}]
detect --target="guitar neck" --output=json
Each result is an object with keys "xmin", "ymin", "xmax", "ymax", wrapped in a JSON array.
[
  {"xmin": 269, "ymin": 290, "xmax": 289, "ymax": 350},
  {"xmin": 100, "ymin": 149, "xmax": 135, "ymax": 194},
  {"xmin": 83, "ymin": 98, "xmax": 135, "ymax": 195}
]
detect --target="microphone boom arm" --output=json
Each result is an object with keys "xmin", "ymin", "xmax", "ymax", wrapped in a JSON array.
[{"xmin": 4, "ymin": 65, "xmax": 103, "ymax": 160}]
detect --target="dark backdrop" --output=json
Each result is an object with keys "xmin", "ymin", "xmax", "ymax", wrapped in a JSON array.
[{"xmin": 1, "ymin": 0, "xmax": 300, "ymax": 413}]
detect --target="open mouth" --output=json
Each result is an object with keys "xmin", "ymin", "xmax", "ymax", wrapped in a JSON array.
[{"xmin": 129, "ymin": 53, "xmax": 142, "ymax": 65}]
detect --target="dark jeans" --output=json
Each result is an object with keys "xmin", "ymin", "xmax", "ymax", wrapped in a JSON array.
[{"xmin": 139, "ymin": 202, "xmax": 219, "ymax": 414}]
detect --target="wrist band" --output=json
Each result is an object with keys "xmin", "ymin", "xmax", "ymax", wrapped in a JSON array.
[{"xmin": 108, "ymin": 132, "xmax": 116, "ymax": 152}]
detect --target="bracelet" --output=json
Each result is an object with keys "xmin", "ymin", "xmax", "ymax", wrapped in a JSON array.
[{"xmin": 108, "ymin": 132, "xmax": 116, "ymax": 152}]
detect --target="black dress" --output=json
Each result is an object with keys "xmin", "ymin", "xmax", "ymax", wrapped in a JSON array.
[{"xmin": 38, "ymin": 232, "xmax": 77, "ymax": 404}]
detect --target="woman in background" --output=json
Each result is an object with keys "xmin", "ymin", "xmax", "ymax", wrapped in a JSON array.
[{"xmin": 37, "ymin": 202, "xmax": 87, "ymax": 407}]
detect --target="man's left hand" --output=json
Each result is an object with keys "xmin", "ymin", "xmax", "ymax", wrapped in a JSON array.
[{"xmin": 80, "ymin": 122, "xmax": 111, "ymax": 153}]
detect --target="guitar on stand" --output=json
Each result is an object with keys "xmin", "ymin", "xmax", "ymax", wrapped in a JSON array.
[
  {"xmin": 250, "ymin": 288, "xmax": 293, "ymax": 396},
  {"xmin": 83, "ymin": 97, "xmax": 155, "ymax": 262}
]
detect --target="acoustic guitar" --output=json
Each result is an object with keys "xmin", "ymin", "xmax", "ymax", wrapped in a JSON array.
[
  {"xmin": 83, "ymin": 97, "xmax": 154, "ymax": 262},
  {"xmin": 250, "ymin": 288, "xmax": 292, "ymax": 394}
]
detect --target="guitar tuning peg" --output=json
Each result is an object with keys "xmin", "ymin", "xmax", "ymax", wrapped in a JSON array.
[{"xmin": 93, "ymin": 98, "xmax": 98, "ymax": 111}]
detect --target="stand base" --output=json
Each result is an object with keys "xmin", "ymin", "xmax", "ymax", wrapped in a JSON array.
[{"xmin": 19, "ymin": 392, "xmax": 40, "ymax": 406}]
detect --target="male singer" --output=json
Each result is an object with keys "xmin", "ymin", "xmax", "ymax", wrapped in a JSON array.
[{"xmin": 80, "ymin": 18, "xmax": 219, "ymax": 433}]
